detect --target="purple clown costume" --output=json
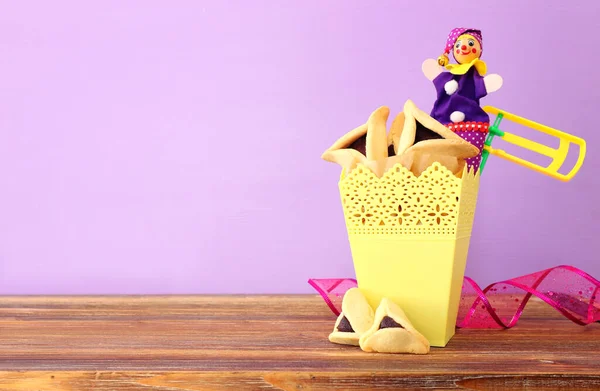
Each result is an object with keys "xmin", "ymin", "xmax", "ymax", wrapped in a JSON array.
[{"xmin": 429, "ymin": 28, "xmax": 490, "ymax": 172}]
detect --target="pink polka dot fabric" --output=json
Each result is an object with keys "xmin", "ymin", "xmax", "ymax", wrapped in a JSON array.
[
  {"xmin": 446, "ymin": 121, "xmax": 488, "ymax": 173},
  {"xmin": 444, "ymin": 28, "xmax": 483, "ymax": 56},
  {"xmin": 454, "ymin": 130, "xmax": 486, "ymax": 173}
]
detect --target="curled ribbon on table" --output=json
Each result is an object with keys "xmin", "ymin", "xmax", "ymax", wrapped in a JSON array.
[{"xmin": 308, "ymin": 265, "xmax": 600, "ymax": 328}]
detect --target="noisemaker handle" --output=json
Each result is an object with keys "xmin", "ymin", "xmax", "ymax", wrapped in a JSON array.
[{"xmin": 480, "ymin": 106, "xmax": 587, "ymax": 182}]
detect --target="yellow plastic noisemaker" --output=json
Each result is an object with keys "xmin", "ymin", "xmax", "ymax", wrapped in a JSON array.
[{"xmin": 481, "ymin": 106, "xmax": 586, "ymax": 181}]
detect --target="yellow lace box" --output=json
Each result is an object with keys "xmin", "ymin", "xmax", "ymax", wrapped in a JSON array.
[{"xmin": 339, "ymin": 162, "xmax": 480, "ymax": 347}]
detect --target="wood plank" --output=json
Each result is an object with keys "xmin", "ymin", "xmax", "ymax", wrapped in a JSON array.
[{"xmin": 0, "ymin": 295, "xmax": 598, "ymax": 390}]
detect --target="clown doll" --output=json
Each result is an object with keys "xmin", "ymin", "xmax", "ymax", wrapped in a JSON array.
[{"xmin": 422, "ymin": 28, "xmax": 503, "ymax": 172}]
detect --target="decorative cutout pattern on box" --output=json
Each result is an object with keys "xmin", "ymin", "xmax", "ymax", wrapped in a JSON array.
[{"xmin": 339, "ymin": 163, "xmax": 480, "ymax": 237}]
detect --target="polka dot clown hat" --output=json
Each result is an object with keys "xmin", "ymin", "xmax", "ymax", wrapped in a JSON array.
[{"xmin": 443, "ymin": 28, "xmax": 483, "ymax": 57}]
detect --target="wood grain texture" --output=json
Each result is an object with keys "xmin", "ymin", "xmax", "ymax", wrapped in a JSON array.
[{"xmin": 0, "ymin": 295, "xmax": 598, "ymax": 390}]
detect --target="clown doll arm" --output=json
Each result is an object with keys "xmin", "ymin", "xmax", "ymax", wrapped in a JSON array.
[
  {"xmin": 422, "ymin": 58, "xmax": 443, "ymax": 81},
  {"xmin": 473, "ymin": 73, "xmax": 503, "ymax": 100},
  {"xmin": 484, "ymin": 74, "xmax": 503, "ymax": 93}
]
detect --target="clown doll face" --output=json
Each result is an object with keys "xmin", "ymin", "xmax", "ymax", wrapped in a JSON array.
[{"xmin": 453, "ymin": 34, "xmax": 481, "ymax": 64}]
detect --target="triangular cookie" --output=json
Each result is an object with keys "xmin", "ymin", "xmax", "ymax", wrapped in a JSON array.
[
  {"xmin": 359, "ymin": 298, "xmax": 430, "ymax": 354},
  {"xmin": 392, "ymin": 99, "xmax": 478, "ymax": 158},
  {"xmin": 321, "ymin": 148, "xmax": 368, "ymax": 173},
  {"xmin": 321, "ymin": 107, "xmax": 396, "ymax": 175},
  {"xmin": 322, "ymin": 101, "xmax": 478, "ymax": 178},
  {"xmin": 401, "ymin": 148, "xmax": 465, "ymax": 177},
  {"xmin": 323, "ymin": 123, "xmax": 368, "ymax": 153},
  {"xmin": 386, "ymin": 100, "xmax": 478, "ymax": 176},
  {"xmin": 328, "ymin": 288, "xmax": 374, "ymax": 346},
  {"xmin": 365, "ymin": 106, "xmax": 390, "ymax": 161},
  {"xmin": 387, "ymin": 111, "xmax": 405, "ymax": 153}
]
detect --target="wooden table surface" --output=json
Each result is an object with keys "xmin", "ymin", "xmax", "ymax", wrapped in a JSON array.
[{"xmin": 0, "ymin": 295, "xmax": 598, "ymax": 390}]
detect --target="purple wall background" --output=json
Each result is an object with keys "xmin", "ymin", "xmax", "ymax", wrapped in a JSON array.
[{"xmin": 0, "ymin": 1, "xmax": 598, "ymax": 294}]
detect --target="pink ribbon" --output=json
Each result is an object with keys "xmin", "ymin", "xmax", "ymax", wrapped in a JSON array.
[{"xmin": 308, "ymin": 265, "xmax": 600, "ymax": 328}]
